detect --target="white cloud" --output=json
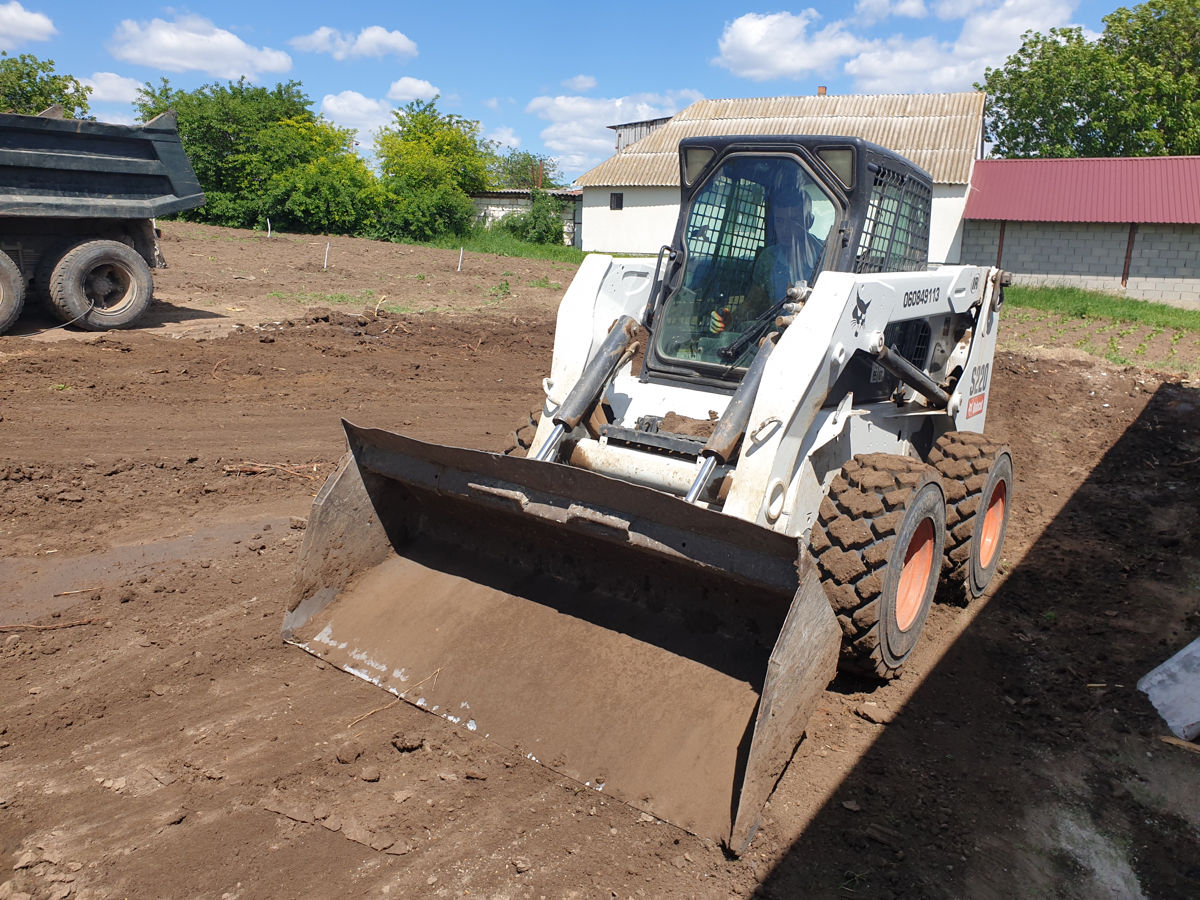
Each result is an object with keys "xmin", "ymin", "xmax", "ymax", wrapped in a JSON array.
[
  {"xmin": 109, "ymin": 15, "xmax": 291, "ymax": 80},
  {"xmin": 488, "ymin": 126, "xmax": 520, "ymax": 149},
  {"xmin": 83, "ymin": 72, "xmax": 142, "ymax": 104},
  {"xmin": 526, "ymin": 90, "xmax": 703, "ymax": 176},
  {"xmin": 714, "ymin": 12, "xmax": 871, "ymax": 81},
  {"xmin": 320, "ymin": 90, "xmax": 393, "ymax": 141},
  {"xmin": 856, "ymin": 0, "xmax": 927, "ymax": 23},
  {"xmin": 483, "ymin": 97, "xmax": 499, "ymax": 110},
  {"xmin": 845, "ymin": 0, "xmax": 1074, "ymax": 91},
  {"xmin": 386, "ymin": 76, "xmax": 438, "ymax": 103},
  {"xmin": 562, "ymin": 74, "xmax": 596, "ymax": 92},
  {"xmin": 290, "ymin": 25, "xmax": 416, "ymax": 61},
  {"xmin": 0, "ymin": 1, "xmax": 54, "ymax": 50}
]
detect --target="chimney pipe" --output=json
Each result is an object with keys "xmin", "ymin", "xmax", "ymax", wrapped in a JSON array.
[{"xmin": 817, "ymin": 85, "xmax": 827, "ymax": 96}]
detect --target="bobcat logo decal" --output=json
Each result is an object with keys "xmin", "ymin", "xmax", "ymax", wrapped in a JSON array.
[{"xmin": 851, "ymin": 290, "xmax": 870, "ymax": 328}]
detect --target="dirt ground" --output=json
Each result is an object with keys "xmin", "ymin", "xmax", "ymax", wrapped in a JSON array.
[{"xmin": 1, "ymin": 223, "xmax": 1198, "ymax": 899}]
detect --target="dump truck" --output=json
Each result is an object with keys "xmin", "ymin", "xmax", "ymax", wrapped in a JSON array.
[
  {"xmin": 0, "ymin": 107, "xmax": 205, "ymax": 335},
  {"xmin": 283, "ymin": 135, "xmax": 1014, "ymax": 852}
]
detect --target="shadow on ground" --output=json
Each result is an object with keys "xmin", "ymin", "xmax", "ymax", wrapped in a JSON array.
[
  {"xmin": 8, "ymin": 297, "xmax": 223, "ymax": 338},
  {"xmin": 762, "ymin": 381, "xmax": 1200, "ymax": 899}
]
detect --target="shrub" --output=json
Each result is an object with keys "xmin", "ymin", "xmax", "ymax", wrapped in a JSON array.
[
  {"xmin": 372, "ymin": 184, "xmax": 476, "ymax": 243},
  {"xmin": 498, "ymin": 189, "xmax": 564, "ymax": 245}
]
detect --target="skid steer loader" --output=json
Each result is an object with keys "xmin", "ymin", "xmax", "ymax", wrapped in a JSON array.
[{"xmin": 283, "ymin": 135, "xmax": 1014, "ymax": 853}]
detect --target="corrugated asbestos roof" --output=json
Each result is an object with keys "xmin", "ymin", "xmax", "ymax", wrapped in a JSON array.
[
  {"xmin": 575, "ymin": 92, "xmax": 985, "ymax": 187},
  {"xmin": 963, "ymin": 157, "xmax": 1200, "ymax": 224}
]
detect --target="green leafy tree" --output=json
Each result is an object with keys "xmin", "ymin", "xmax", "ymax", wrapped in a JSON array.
[
  {"xmin": 978, "ymin": 0, "xmax": 1200, "ymax": 157},
  {"xmin": 373, "ymin": 98, "xmax": 494, "ymax": 240},
  {"xmin": 372, "ymin": 184, "xmax": 476, "ymax": 243},
  {"xmin": 375, "ymin": 98, "xmax": 494, "ymax": 194},
  {"xmin": 0, "ymin": 52, "xmax": 91, "ymax": 118},
  {"xmin": 264, "ymin": 154, "xmax": 383, "ymax": 236},
  {"xmin": 136, "ymin": 78, "xmax": 318, "ymax": 226},
  {"xmin": 490, "ymin": 149, "xmax": 564, "ymax": 189}
]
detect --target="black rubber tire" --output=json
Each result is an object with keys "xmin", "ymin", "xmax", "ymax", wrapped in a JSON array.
[
  {"xmin": 32, "ymin": 241, "xmax": 71, "ymax": 320},
  {"xmin": 929, "ymin": 432, "xmax": 1014, "ymax": 603},
  {"xmin": 501, "ymin": 406, "xmax": 542, "ymax": 457},
  {"xmin": 811, "ymin": 453, "xmax": 947, "ymax": 679},
  {"xmin": 0, "ymin": 252, "xmax": 25, "ymax": 335},
  {"xmin": 48, "ymin": 240, "xmax": 154, "ymax": 331}
]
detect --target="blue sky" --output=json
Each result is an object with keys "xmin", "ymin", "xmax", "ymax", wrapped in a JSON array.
[{"xmin": 3, "ymin": 1, "xmax": 1116, "ymax": 180}]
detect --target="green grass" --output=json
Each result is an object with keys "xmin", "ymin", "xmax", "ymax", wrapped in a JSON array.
[
  {"xmin": 1000, "ymin": 285, "xmax": 1200, "ymax": 372},
  {"xmin": 268, "ymin": 289, "xmax": 378, "ymax": 306},
  {"xmin": 414, "ymin": 226, "xmax": 586, "ymax": 264},
  {"xmin": 1005, "ymin": 285, "xmax": 1200, "ymax": 331}
]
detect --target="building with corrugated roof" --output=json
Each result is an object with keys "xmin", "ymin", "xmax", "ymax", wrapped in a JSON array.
[
  {"xmin": 574, "ymin": 92, "xmax": 985, "ymax": 263},
  {"xmin": 961, "ymin": 157, "xmax": 1200, "ymax": 308}
]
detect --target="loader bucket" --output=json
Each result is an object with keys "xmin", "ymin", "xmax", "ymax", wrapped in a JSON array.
[{"xmin": 284, "ymin": 422, "xmax": 841, "ymax": 852}]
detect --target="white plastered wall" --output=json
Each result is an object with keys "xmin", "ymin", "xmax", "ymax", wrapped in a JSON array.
[
  {"xmin": 581, "ymin": 187, "xmax": 679, "ymax": 253},
  {"xmin": 930, "ymin": 183, "xmax": 970, "ymax": 265}
]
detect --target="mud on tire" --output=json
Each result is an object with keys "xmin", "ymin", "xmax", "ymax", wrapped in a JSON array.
[
  {"xmin": 811, "ymin": 453, "xmax": 947, "ymax": 679},
  {"xmin": 929, "ymin": 432, "xmax": 1014, "ymax": 604}
]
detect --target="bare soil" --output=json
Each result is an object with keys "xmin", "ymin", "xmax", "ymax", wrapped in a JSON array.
[{"xmin": 1, "ymin": 223, "xmax": 1198, "ymax": 899}]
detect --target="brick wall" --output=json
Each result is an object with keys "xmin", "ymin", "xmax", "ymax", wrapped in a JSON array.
[{"xmin": 960, "ymin": 220, "xmax": 1200, "ymax": 309}]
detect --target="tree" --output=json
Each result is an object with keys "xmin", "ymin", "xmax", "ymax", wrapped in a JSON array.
[
  {"xmin": 136, "ymin": 78, "xmax": 318, "ymax": 226},
  {"xmin": 978, "ymin": 0, "xmax": 1200, "ymax": 157},
  {"xmin": 374, "ymin": 99, "xmax": 494, "ymax": 195},
  {"xmin": 0, "ymin": 52, "xmax": 90, "ymax": 118},
  {"xmin": 373, "ymin": 98, "xmax": 495, "ymax": 240},
  {"xmin": 490, "ymin": 149, "xmax": 564, "ymax": 189}
]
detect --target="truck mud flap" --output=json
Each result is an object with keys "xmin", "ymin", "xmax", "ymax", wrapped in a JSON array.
[{"xmin": 284, "ymin": 422, "xmax": 841, "ymax": 852}]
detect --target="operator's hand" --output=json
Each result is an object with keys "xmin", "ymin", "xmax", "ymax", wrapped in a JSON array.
[{"xmin": 709, "ymin": 306, "xmax": 731, "ymax": 334}]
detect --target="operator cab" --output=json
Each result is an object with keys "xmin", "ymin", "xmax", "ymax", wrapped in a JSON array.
[{"xmin": 643, "ymin": 136, "xmax": 933, "ymax": 387}]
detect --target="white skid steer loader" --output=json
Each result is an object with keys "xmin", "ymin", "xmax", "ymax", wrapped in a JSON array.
[{"xmin": 283, "ymin": 135, "xmax": 1014, "ymax": 853}]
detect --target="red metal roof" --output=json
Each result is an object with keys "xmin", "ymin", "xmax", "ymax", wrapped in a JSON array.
[{"xmin": 963, "ymin": 156, "xmax": 1200, "ymax": 224}]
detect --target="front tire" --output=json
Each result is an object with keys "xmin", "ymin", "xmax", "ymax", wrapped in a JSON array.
[
  {"xmin": 811, "ymin": 454, "xmax": 947, "ymax": 679},
  {"xmin": 929, "ymin": 432, "xmax": 1014, "ymax": 603},
  {"xmin": 48, "ymin": 240, "xmax": 154, "ymax": 331},
  {"xmin": 0, "ymin": 252, "xmax": 25, "ymax": 335}
]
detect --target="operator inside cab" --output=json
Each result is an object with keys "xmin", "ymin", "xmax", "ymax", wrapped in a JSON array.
[{"xmin": 653, "ymin": 155, "xmax": 839, "ymax": 371}]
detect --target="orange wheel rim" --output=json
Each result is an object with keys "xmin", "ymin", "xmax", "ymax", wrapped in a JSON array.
[
  {"xmin": 896, "ymin": 518, "xmax": 935, "ymax": 632},
  {"xmin": 978, "ymin": 480, "xmax": 1007, "ymax": 570}
]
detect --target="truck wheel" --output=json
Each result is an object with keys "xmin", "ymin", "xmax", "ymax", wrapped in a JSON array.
[
  {"xmin": 0, "ymin": 252, "xmax": 25, "ymax": 335},
  {"xmin": 32, "ymin": 242, "xmax": 71, "ymax": 318},
  {"xmin": 811, "ymin": 454, "xmax": 947, "ymax": 679},
  {"xmin": 48, "ymin": 240, "xmax": 154, "ymax": 331},
  {"xmin": 929, "ymin": 433, "xmax": 1014, "ymax": 603}
]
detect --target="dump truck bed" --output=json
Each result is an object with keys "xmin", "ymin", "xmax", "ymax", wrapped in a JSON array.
[{"xmin": 0, "ymin": 110, "xmax": 204, "ymax": 219}]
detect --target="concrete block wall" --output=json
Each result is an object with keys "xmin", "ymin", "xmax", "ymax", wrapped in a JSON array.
[{"xmin": 961, "ymin": 220, "xmax": 1200, "ymax": 309}]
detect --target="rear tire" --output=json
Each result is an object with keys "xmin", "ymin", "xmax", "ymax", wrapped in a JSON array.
[
  {"xmin": 48, "ymin": 240, "xmax": 154, "ymax": 331},
  {"xmin": 811, "ymin": 454, "xmax": 947, "ymax": 679},
  {"xmin": 929, "ymin": 432, "xmax": 1014, "ymax": 603},
  {"xmin": 33, "ymin": 241, "xmax": 71, "ymax": 319},
  {"xmin": 0, "ymin": 252, "xmax": 25, "ymax": 335}
]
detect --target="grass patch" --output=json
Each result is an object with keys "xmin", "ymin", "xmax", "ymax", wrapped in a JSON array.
[
  {"xmin": 268, "ymin": 289, "xmax": 377, "ymax": 306},
  {"xmin": 410, "ymin": 226, "xmax": 586, "ymax": 264},
  {"xmin": 1005, "ymin": 285, "xmax": 1200, "ymax": 331},
  {"xmin": 1001, "ymin": 285, "xmax": 1200, "ymax": 373}
]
